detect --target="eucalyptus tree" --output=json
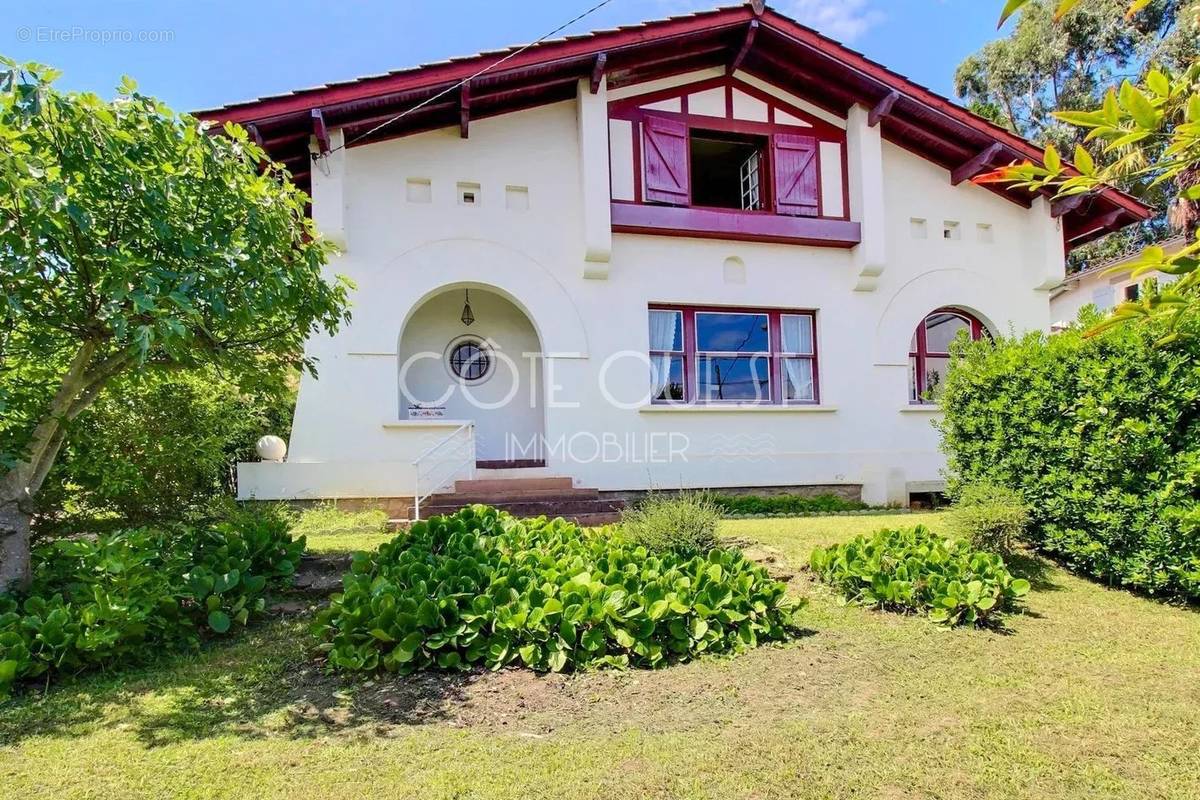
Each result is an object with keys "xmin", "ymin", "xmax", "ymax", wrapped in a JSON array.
[{"xmin": 981, "ymin": 1, "xmax": 1199, "ymax": 339}]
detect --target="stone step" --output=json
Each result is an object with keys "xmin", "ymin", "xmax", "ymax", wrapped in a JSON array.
[
  {"xmin": 473, "ymin": 466, "xmax": 557, "ymax": 479},
  {"xmin": 454, "ymin": 476, "xmax": 574, "ymax": 493},
  {"xmin": 291, "ymin": 553, "xmax": 352, "ymax": 598},
  {"xmin": 420, "ymin": 498, "xmax": 626, "ymax": 520},
  {"xmin": 428, "ymin": 487, "xmax": 600, "ymax": 505}
]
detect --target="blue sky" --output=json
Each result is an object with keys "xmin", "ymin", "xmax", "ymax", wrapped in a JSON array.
[{"xmin": 5, "ymin": 1, "xmax": 1011, "ymax": 112}]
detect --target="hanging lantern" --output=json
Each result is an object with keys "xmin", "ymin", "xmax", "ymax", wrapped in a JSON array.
[{"xmin": 460, "ymin": 289, "xmax": 475, "ymax": 326}]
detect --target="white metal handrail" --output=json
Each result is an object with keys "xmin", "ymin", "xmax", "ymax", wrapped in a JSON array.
[{"xmin": 412, "ymin": 422, "xmax": 476, "ymax": 520}]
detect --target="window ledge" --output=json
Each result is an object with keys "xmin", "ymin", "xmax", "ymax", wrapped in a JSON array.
[
  {"xmin": 382, "ymin": 419, "xmax": 475, "ymax": 429},
  {"xmin": 639, "ymin": 404, "xmax": 837, "ymax": 414},
  {"xmin": 611, "ymin": 203, "xmax": 861, "ymax": 248},
  {"xmin": 899, "ymin": 404, "xmax": 942, "ymax": 413}
]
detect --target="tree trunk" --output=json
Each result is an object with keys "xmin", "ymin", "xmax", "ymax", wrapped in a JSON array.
[
  {"xmin": 0, "ymin": 496, "xmax": 32, "ymax": 594},
  {"xmin": 0, "ymin": 342, "xmax": 132, "ymax": 593}
]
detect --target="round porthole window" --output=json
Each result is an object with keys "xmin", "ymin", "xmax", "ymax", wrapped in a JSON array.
[{"xmin": 446, "ymin": 338, "xmax": 492, "ymax": 383}]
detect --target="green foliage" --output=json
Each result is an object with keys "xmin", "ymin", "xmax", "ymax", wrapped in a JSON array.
[
  {"xmin": 937, "ymin": 316, "xmax": 1200, "ymax": 599},
  {"xmin": 288, "ymin": 503, "xmax": 390, "ymax": 539},
  {"xmin": 37, "ymin": 368, "xmax": 294, "ymax": 527},
  {"xmin": 619, "ymin": 492, "xmax": 721, "ymax": 556},
  {"xmin": 959, "ymin": 0, "xmax": 1183, "ymax": 149},
  {"xmin": 809, "ymin": 526, "xmax": 1030, "ymax": 627},
  {"xmin": 0, "ymin": 57, "xmax": 349, "ymax": 564},
  {"xmin": 984, "ymin": 0, "xmax": 1200, "ymax": 339},
  {"xmin": 0, "ymin": 505, "xmax": 302, "ymax": 699},
  {"xmin": 710, "ymin": 493, "xmax": 869, "ymax": 516},
  {"xmin": 947, "ymin": 482, "xmax": 1031, "ymax": 553},
  {"xmin": 314, "ymin": 506, "xmax": 799, "ymax": 674}
]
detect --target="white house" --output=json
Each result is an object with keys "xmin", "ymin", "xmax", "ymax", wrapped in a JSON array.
[
  {"xmin": 201, "ymin": 2, "xmax": 1149, "ymax": 518},
  {"xmin": 1050, "ymin": 236, "xmax": 1186, "ymax": 329}
]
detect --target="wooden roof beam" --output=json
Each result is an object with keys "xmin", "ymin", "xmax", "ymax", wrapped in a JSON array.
[
  {"xmin": 590, "ymin": 52, "xmax": 607, "ymax": 93},
  {"xmin": 311, "ymin": 108, "xmax": 330, "ymax": 154},
  {"xmin": 245, "ymin": 123, "xmax": 265, "ymax": 148},
  {"xmin": 867, "ymin": 91, "xmax": 899, "ymax": 127},
  {"xmin": 728, "ymin": 19, "xmax": 759, "ymax": 75},
  {"xmin": 950, "ymin": 142, "xmax": 1007, "ymax": 186},
  {"xmin": 460, "ymin": 82, "xmax": 470, "ymax": 139},
  {"xmin": 1052, "ymin": 192, "xmax": 1096, "ymax": 218},
  {"xmin": 1067, "ymin": 207, "xmax": 1130, "ymax": 243}
]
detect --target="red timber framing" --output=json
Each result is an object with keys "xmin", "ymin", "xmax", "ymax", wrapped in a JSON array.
[
  {"xmin": 648, "ymin": 304, "xmax": 821, "ymax": 406},
  {"xmin": 196, "ymin": 2, "xmax": 1152, "ymax": 247},
  {"xmin": 608, "ymin": 75, "xmax": 857, "ymax": 246}
]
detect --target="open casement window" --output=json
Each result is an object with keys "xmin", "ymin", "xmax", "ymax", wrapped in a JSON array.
[
  {"xmin": 909, "ymin": 309, "xmax": 985, "ymax": 403},
  {"xmin": 772, "ymin": 133, "xmax": 819, "ymax": 217},
  {"xmin": 642, "ymin": 116, "xmax": 690, "ymax": 205},
  {"xmin": 641, "ymin": 116, "xmax": 821, "ymax": 217},
  {"xmin": 648, "ymin": 306, "xmax": 820, "ymax": 405}
]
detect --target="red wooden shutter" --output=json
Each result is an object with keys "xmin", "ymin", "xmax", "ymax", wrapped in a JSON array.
[
  {"xmin": 772, "ymin": 133, "xmax": 819, "ymax": 217},
  {"xmin": 642, "ymin": 115, "xmax": 689, "ymax": 205}
]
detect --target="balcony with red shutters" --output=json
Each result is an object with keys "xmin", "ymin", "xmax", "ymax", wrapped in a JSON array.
[{"xmin": 607, "ymin": 76, "xmax": 861, "ymax": 248}]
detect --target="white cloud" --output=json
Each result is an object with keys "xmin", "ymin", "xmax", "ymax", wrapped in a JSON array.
[{"xmin": 775, "ymin": 0, "xmax": 886, "ymax": 42}]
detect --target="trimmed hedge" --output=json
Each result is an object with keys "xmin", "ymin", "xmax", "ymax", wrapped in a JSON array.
[
  {"xmin": 711, "ymin": 493, "xmax": 868, "ymax": 516},
  {"xmin": 938, "ymin": 315, "xmax": 1200, "ymax": 600},
  {"xmin": 0, "ymin": 506, "xmax": 303, "ymax": 699},
  {"xmin": 314, "ymin": 506, "xmax": 799, "ymax": 674}
]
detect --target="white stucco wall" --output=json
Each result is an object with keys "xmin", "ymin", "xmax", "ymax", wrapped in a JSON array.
[{"xmin": 238, "ymin": 80, "xmax": 1064, "ymax": 505}]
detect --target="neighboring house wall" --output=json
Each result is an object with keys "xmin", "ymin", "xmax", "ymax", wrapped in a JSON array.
[
  {"xmin": 241, "ymin": 72, "xmax": 1066, "ymax": 506},
  {"xmin": 1050, "ymin": 241, "xmax": 1185, "ymax": 327}
]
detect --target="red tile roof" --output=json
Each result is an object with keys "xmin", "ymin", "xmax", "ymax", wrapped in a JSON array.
[{"xmin": 197, "ymin": 2, "xmax": 1153, "ymax": 245}]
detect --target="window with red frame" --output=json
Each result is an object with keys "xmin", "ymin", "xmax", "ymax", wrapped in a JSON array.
[
  {"xmin": 648, "ymin": 306, "xmax": 818, "ymax": 405},
  {"xmin": 909, "ymin": 309, "xmax": 986, "ymax": 403}
]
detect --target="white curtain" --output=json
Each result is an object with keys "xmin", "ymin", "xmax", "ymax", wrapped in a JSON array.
[
  {"xmin": 648, "ymin": 310, "xmax": 679, "ymax": 399},
  {"xmin": 783, "ymin": 358, "xmax": 813, "ymax": 401},
  {"xmin": 781, "ymin": 315, "xmax": 813, "ymax": 354}
]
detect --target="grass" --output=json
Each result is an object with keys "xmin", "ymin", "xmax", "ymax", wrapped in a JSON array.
[
  {"xmin": 290, "ymin": 503, "xmax": 391, "ymax": 554},
  {"xmin": 2, "ymin": 512, "xmax": 1198, "ymax": 799}
]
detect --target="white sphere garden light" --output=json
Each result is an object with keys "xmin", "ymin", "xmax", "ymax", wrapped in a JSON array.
[{"xmin": 255, "ymin": 435, "xmax": 287, "ymax": 462}]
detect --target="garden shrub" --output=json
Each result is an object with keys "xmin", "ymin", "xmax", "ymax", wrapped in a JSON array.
[
  {"xmin": 809, "ymin": 526, "xmax": 1029, "ymax": 627},
  {"xmin": 938, "ymin": 311, "xmax": 1200, "ymax": 600},
  {"xmin": 947, "ymin": 482, "xmax": 1030, "ymax": 553},
  {"xmin": 37, "ymin": 367, "xmax": 295, "ymax": 528},
  {"xmin": 619, "ymin": 491, "xmax": 721, "ymax": 555},
  {"xmin": 314, "ymin": 505, "xmax": 798, "ymax": 674},
  {"xmin": 0, "ymin": 504, "xmax": 303, "ymax": 699},
  {"xmin": 711, "ymin": 493, "xmax": 868, "ymax": 516}
]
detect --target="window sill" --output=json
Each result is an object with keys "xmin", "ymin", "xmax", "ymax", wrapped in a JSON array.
[
  {"xmin": 899, "ymin": 404, "xmax": 942, "ymax": 413},
  {"xmin": 639, "ymin": 404, "xmax": 837, "ymax": 414},
  {"xmin": 382, "ymin": 419, "xmax": 475, "ymax": 429},
  {"xmin": 611, "ymin": 203, "xmax": 861, "ymax": 247}
]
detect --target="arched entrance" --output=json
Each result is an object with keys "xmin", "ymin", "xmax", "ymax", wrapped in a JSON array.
[{"xmin": 397, "ymin": 286, "xmax": 544, "ymax": 463}]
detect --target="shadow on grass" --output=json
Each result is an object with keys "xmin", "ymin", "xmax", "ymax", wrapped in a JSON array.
[
  {"xmin": 0, "ymin": 618, "xmax": 514, "ymax": 747},
  {"xmin": 1005, "ymin": 550, "xmax": 1062, "ymax": 593},
  {"xmin": 0, "ymin": 614, "xmax": 819, "ymax": 749}
]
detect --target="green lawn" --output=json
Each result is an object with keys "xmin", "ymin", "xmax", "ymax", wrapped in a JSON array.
[{"xmin": 2, "ymin": 513, "xmax": 1198, "ymax": 800}]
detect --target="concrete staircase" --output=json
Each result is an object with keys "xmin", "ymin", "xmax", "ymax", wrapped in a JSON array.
[{"xmin": 420, "ymin": 476, "xmax": 624, "ymax": 526}]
